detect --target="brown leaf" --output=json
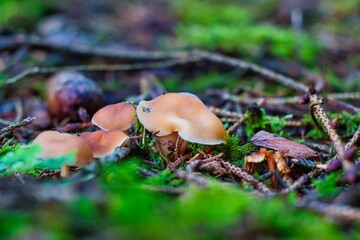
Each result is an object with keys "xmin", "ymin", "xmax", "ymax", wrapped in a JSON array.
[{"xmin": 251, "ymin": 130, "xmax": 319, "ymax": 159}]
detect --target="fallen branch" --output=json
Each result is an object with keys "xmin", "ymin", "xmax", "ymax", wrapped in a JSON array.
[
  {"xmin": 220, "ymin": 160, "xmax": 273, "ymax": 195},
  {"xmin": 0, "ymin": 117, "xmax": 36, "ymax": 137},
  {"xmin": 5, "ymin": 58, "xmax": 200, "ymax": 85},
  {"xmin": 299, "ymin": 199, "xmax": 360, "ymax": 222},
  {"xmin": 309, "ymin": 91, "xmax": 352, "ymax": 170}
]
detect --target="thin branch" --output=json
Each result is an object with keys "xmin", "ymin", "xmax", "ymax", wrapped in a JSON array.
[
  {"xmin": 208, "ymin": 106, "xmax": 244, "ymax": 118},
  {"xmin": 0, "ymin": 117, "xmax": 36, "ymax": 136},
  {"xmin": 5, "ymin": 58, "xmax": 200, "ymax": 85},
  {"xmin": 0, "ymin": 36, "xmax": 189, "ymax": 60},
  {"xmin": 227, "ymin": 116, "xmax": 246, "ymax": 134},
  {"xmin": 309, "ymin": 93, "xmax": 352, "ymax": 170},
  {"xmin": 299, "ymin": 200, "xmax": 360, "ymax": 222},
  {"xmin": 3, "ymin": 37, "xmax": 311, "ymax": 92},
  {"xmin": 226, "ymin": 92, "xmax": 360, "ymax": 105},
  {"xmin": 193, "ymin": 50, "xmax": 308, "ymax": 93},
  {"xmin": 326, "ymin": 125, "xmax": 360, "ymax": 167},
  {"xmin": 280, "ymin": 174, "xmax": 309, "ymax": 195},
  {"xmin": 220, "ymin": 160, "xmax": 273, "ymax": 195}
]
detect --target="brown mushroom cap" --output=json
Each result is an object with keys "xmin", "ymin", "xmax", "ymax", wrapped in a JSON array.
[
  {"xmin": 80, "ymin": 130, "xmax": 129, "ymax": 158},
  {"xmin": 32, "ymin": 131, "xmax": 93, "ymax": 166},
  {"xmin": 92, "ymin": 103, "xmax": 136, "ymax": 131},
  {"xmin": 136, "ymin": 93, "xmax": 226, "ymax": 145}
]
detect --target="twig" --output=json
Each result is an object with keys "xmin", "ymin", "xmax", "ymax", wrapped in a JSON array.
[
  {"xmin": 175, "ymin": 169, "xmax": 209, "ymax": 187},
  {"xmin": 3, "ymin": 37, "xmax": 311, "ymax": 92},
  {"xmin": 0, "ymin": 36, "xmax": 189, "ymax": 60},
  {"xmin": 193, "ymin": 50, "xmax": 308, "ymax": 93},
  {"xmin": 168, "ymin": 154, "xmax": 191, "ymax": 172},
  {"xmin": 326, "ymin": 125, "xmax": 360, "ymax": 167},
  {"xmin": 299, "ymin": 200, "xmax": 360, "ymax": 222},
  {"xmin": 0, "ymin": 117, "xmax": 36, "ymax": 137},
  {"xmin": 208, "ymin": 106, "xmax": 244, "ymax": 118},
  {"xmin": 280, "ymin": 174, "xmax": 309, "ymax": 195},
  {"xmin": 309, "ymin": 93, "xmax": 352, "ymax": 170},
  {"xmin": 220, "ymin": 160, "xmax": 273, "ymax": 195},
  {"xmin": 5, "ymin": 58, "xmax": 200, "ymax": 85},
  {"xmin": 227, "ymin": 116, "xmax": 246, "ymax": 134},
  {"xmin": 220, "ymin": 117, "xmax": 240, "ymax": 123},
  {"xmin": 201, "ymin": 153, "xmax": 224, "ymax": 163},
  {"xmin": 225, "ymin": 92, "xmax": 360, "ymax": 105},
  {"xmin": 14, "ymin": 171, "xmax": 25, "ymax": 185}
]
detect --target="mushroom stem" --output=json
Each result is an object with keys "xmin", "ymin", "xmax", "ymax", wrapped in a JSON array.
[{"xmin": 155, "ymin": 132, "xmax": 188, "ymax": 161}]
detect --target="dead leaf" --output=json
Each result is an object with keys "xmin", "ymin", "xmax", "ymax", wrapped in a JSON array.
[{"xmin": 250, "ymin": 130, "xmax": 319, "ymax": 159}]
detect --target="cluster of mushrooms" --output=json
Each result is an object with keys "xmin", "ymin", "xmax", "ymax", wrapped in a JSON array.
[{"xmin": 33, "ymin": 92, "xmax": 227, "ymax": 177}]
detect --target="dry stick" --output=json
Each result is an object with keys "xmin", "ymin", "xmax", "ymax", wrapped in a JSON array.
[
  {"xmin": 3, "ymin": 39, "xmax": 309, "ymax": 93},
  {"xmin": 309, "ymin": 93, "xmax": 352, "ymax": 171},
  {"xmin": 284, "ymin": 120, "xmax": 302, "ymax": 127},
  {"xmin": 326, "ymin": 125, "xmax": 360, "ymax": 166},
  {"xmin": 200, "ymin": 153, "xmax": 224, "ymax": 163},
  {"xmin": 0, "ymin": 117, "xmax": 35, "ymax": 136},
  {"xmin": 280, "ymin": 174, "xmax": 309, "ymax": 195},
  {"xmin": 208, "ymin": 106, "xmax": 244, "ymax": 118},
  {"xmin": 327, "ymin": 92, "xmax": 360, "ymax": 100},
  {"xmin": 299, "ymin": 200, "xmax": 360, "ymax": 222},
  {"xmin": 168, "ymin": 154, "xmax": 191, "ymax": 172},
  {"xmin": 220, "ymin": 117, "xmax": 240, "ymax": 123},
  {"xmin": 193, "ymin": 50, "xmax": 308, "ymax": 93},
  {"xmin": 220, "ymin": 160, "xmax": 273, "ymax": 195},
  {"xmin": 225, "ymin": 92, "xmax": 360, "ymax": 106},
  {"xmin": 0, "ymin": 118, "xmax": 13, "ymax": 125},
  {"xmin": 5, "ymin": 57, "xmax": 200, "ymax": 85},
  {"xmin": 0, "ymin": 36, "xmax": 189, "ymax": 60},
  {"xmin": 327, "ymin": 98, "xmax": 360, "ymax": 114},
  {"xmin": 227, "ymin": 116, "xmax": 246, "ymax": 134}
]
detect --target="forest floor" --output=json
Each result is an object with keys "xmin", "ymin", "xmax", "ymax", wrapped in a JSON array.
[{"xmin": 0, "ymin": 1, "xmax": 359, "ymax": 239}]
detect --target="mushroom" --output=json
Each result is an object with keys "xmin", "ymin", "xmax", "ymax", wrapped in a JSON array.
[
  {"xmin": 92, "ymin": 102, "xmax": 136, "ymax": 131},
  {"xmin": 136, "ymin": 93, "xmax": 226, "ymax": 158},
  {"xmin": 47, "ymin": 70, "xmax": 103, "ymax": 122},
  {"xmin": 155, "ymin": 132, "xmax": 187, "ymax": 159},
  {"xmin": 32, "ymin": 131, "xmax": 93, "ymax": 177},
  {"xmin": 80, "ymin": 130, "xmax": 129, "ymax": 158}
]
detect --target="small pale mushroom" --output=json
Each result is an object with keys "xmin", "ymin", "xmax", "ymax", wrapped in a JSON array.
[
  {"xmin": 92, "ymin": 102, "xmax": 136, "ymax": 131},
  {"xmin": 80, "ymin": 130, "xmax": 129, "ymax": 158},
  {"xmin": 32, "ymin": 131, "xmax": 93, "ymax": 177},
  {"xmin": 136, "ymin": 93, "xmax": 226, "ymax": 158}
]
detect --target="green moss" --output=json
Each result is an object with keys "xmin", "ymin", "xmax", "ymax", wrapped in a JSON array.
[
  {"xmin": 0, "ymin": 0, "xmax": 50, "ymax": 29},
  {"xmin": 216, "ymin": 133, "xmax": 257, "ymax": 167},
  {"xmin": 0, "ymin": 144, "xmax": 76, "ymax": 176},
  {"xmin": 244, "ymin": 108, "xmax": 292, "ymax": 138},
  {"xmin": 313, "ymin": 172, "xmax": 342, "ymax": 199},
  {"xmin": 173, "ymin": 0, "xmax": 322, "ymax": 64}
]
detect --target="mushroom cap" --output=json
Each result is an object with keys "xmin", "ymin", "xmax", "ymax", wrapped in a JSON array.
[
  {"xmin": 92, "ymin": 103, "xmax": 136, "ymax": 131},
  {"xmin": 136, "ymin": 93, "xmax": 226, "ymax": 145},
  {"xmin": 32, "ymin": 131, "xmax": 93, "ymax": 166},
  {"xmin": 80, "ymin": 130, "xmax": 129, "ymax": 158},
  {"xmin": 46, "ymin": 70, "xmax": 103, "ymax": 121}
]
